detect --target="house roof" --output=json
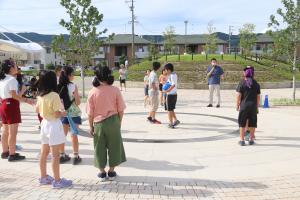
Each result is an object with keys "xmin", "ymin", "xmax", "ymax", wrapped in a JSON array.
[
  {"xmin": 169, "ymin": 35, "xmax": 228, "ymax": 45},
  {"xmin": 104, "ymin": 34, "xmax": 151, "ymax": 45},
  {"xmin": 256, "ymin": 34, "xmax": 274, "ymax": 43}
]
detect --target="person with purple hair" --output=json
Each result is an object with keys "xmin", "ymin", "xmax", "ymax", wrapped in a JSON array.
[{"xmin": 236, "ymin": 66, "xmax": 261, "ymax": 146}]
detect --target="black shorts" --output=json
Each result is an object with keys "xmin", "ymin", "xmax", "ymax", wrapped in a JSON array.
[
  {"xmin": 165, "ymin": 94, "xmax": 177, "ymax": 111},
  {"xmin": 238, "ymin": 107, "xmax": 257, "ymax": 128},
  {"xmin": 159, "ymin": 83, "xmax": 163, "ymax": 91},
  {"xmin": 119, "ymin": 78, "xmax": 126, "ymax": 84},
  {"xmin": 144, "ymin": 85, "xmax": 149, "ymax": 96}
]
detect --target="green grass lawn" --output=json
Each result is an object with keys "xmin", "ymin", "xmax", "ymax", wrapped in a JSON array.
[
  {"xmin": 271, "ymin": 98, "xmax": 300, "ymax": 106},
  {"xmin": 127, "ymin": 54, "xmax": 299, "ymax": 83}
]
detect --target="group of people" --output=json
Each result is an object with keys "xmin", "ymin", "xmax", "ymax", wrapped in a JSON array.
[
  {"xmin": 0, "ymin": 59, "xmax": 127, "ymax": 188},
  {"xmin": 0, "ymin": 57, "xmax": 261, "ymax": 189},
  {"xmin": 143, "ymin": 58, "xmax": 260, "ymax": 144},
  {"xmin": 144, "ymin": 62, "xmax": 180, "ymax": 129}
]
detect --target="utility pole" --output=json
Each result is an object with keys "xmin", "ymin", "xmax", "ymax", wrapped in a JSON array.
[
  {"xmin": 184, "ymin": 20, "xmax": 188, "ymax": 54},
  {"xmin": 125, "ymin": 0, "xmax": 135, "ymax": 65},
  {"xmin": 228, "ymin": 25, "xmax": 234, "ymax": 54}
]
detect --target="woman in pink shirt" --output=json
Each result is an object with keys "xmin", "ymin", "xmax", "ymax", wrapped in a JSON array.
[{"xmin": 87, "ymin": 66, "xmax": 126, "ymax": 181}]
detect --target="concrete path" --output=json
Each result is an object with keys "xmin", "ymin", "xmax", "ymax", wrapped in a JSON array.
[{"xmin": 0, "ymin": 87, "xmax": 300, "ymax": 199}]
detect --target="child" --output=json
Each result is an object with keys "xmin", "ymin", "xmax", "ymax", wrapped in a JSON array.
[
  {"xmin": 57, "ymin": 66, "xmax": 82, "ymax": 165},
  {"xmin": 0, "ymin": 59, "xmax": 31, "ymax": 161},
  {"xmin": 159, "ymin": 69, "xmax": 168, "ymax": 106},
  {"xmin": 163, "ymin": 63, "xmax": 180, "ymax": 129},
  {"xmin": 147, "ymin": 62, "xmax": 161, "ymax": 124},
  {"xmin": 143, "ymin": 70, "xmax": 150, "ymax": 107},
  {"xmin": 36, "ymin": 70, "xmax": 72, "ymax": 188},
  {"xmin": 236, "ymin": 67, "xmax": 260, "ymax": 146},
  {"xmin": 119, "ymin": 64, "xmax": 127, "ymax": 91},
  {"xmin": 87, "ymin": 66, "xmax": 126, "ymax": 181}
]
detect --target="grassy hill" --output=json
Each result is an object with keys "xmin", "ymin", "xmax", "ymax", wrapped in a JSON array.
[{"xmin": 127, "ymin": 54, "xmax": 299, "ymax": 84}]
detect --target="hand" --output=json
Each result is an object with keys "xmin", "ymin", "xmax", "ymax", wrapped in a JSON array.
[
  {"xmin": 236, "ymin": 106, "xmax": 240, "ymax": 111},
  {"xmin": 89, "ymin": 126, "xmax": 94, "ymax": 136},
  {"xmin": 60, "ymin": 111, "xmax": 67, "ymax": 117}
]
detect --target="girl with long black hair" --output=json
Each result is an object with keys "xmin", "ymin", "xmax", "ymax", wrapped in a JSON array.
[{"xmin": 57, "ymin": 66, "xmax": 82, "ymax": 165}]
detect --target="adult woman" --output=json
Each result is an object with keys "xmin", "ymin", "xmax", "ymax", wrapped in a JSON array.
[
  {"xmin": 87, "ymin": 66, "xmax": 126, "ymax": 181},
  {"xmin": 236, "ymin": 67, "xmax": 260, "ymax": 146},
  {"xmin": 0, "ymin": 59, "xmax": 32, "ymax": 161},
  {"xmin": 57, "ymin": 66, "xmax": 82, "ymax": 165}
]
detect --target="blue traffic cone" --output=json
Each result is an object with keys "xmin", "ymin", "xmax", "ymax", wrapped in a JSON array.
[{"xmin": 263, "ymin": 95, "xmax": 269, "ymax": 108}]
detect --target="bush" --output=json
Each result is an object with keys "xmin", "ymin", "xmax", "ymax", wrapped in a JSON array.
[{"xmin": 46, "ymin": 63, "xmax": 55, "ymax": 70}]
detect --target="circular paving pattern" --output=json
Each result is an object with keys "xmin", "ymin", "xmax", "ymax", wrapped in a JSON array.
[{"xmin": 80, "ymin": 112, "xmax": 239, "ymax": 143}]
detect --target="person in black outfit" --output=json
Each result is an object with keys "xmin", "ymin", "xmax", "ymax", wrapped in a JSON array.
[{"xmin": 236, "ymin": 66, "xmax": 260, "ymax": 146}]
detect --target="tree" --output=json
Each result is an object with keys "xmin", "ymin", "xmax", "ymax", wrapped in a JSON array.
[
  {"xmin": 149, "ymin": 43, "xmax": 159, "ymax": 61},
  {"xmin": 163, "ymin": 26, "xmax": 176, "ymax": 55},
  {"xmin": 239, "ymin": 23, "xmax": 256, "ymax": 56},
  {"xmin": 52, "ymin": 0, "xmax": 107, "ymax": 97},
  {"xmin": 268, "ymin": 0, "xmax": 300, "ymax": 101},
  {"xmin": 204, "ymin": 22, "xmax": 218, "ymax": 54}
]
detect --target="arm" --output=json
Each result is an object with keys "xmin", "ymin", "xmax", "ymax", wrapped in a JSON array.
[
  {"xmin": 257, "ymin": 94, "xmax": 260, "ymax": 109},
  {"xmin": 73, "ymin": 85, "xmax": 81, "ymax": 106},
  {"xmin": 206, "ymin": 67, "xmax": 215, "ymax": 78},
  {"xmin": 11, "ymin": 90, "xmax": 32, "ymax": 104},
  {"xmin": 88, "ymin": 114, "xmax": 94, "ymax": 136},
  {"xmin": 164, "ymin": 85, "xmax": 175, "ymax": 93},
  {"xmin": 54, "ymin": 110, "xmax": 66, "ymax": 118},
  {"xmin": 118, "ymin": 111, "xmax": 124, "ymax": 124},
  {"xmin": 236, "ymin": 92, "xmax": 242, "ymax": 111}
]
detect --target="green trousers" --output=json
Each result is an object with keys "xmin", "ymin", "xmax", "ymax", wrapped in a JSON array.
[{"xmin": 93, "ymin": 115, "xmax": 126, "ymax": 169}]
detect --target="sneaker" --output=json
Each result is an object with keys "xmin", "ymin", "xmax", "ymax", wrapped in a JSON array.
[
  {"xmin": 73, "ymin": 156, "xmax": 82, "ymax": 165},
  {"xmin": 1, "ymin": 152, "xmax": 9, "ymax": 159},
  {"xmin": 97, "ymin": 172, "xmax": 107, "ymax": 182},
  {"xmin": 216, "ymin": 104, "xmax": 220, "ymax": 108},
  {"xmin": 39, "ymin": 175, "xmax": 54, "ymax": 185},
  {"xmin": 238, "ymin": 140, "xmax": 246, "ymax": 146},
  {"xmin": 207, "ymin": 104, "xmax": 213, "ymax": 107},
  {"xmin": 147, "ymin": 117, "xmax": 153, "ymax": 123},
  {"xmin": 60, "ymin": 154, "xmax": 71, "ymax": 164},
  {"xmin": 8, "ymin": 153, "xmax": 26, "ymax": 162},
  {"xmin": 245, "ymin": 130, "xmax": 250, "ymax": 141},
  {"xmin": 52, "ymin": 178, "xmax": 72, "ymax": 189},
  {"xmin": 249, "ymin": 140, "xmax": 255, "ymax": 145},
  {"xmin": 173, "ymin": 120, "xmax": 180, "ymax": 127},
  {"xmin": 107, "ymin": 171, "xmax": 117, "ymax": 181},
  {"xmin": 168, "ymin": 124, "xmax": 175, "ymax": 129},
  {"xmin": 152, "ymin": 119, "xmax": 162, "ymax": 124}
]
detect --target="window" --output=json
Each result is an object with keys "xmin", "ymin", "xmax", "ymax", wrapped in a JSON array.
[
  {"xmin": 46, "ymin": 47, "xmax": 51, "ymax": 54},
  {"xmin": 34, "ymin": 60, "xmax": 41, "ymax": 64}
]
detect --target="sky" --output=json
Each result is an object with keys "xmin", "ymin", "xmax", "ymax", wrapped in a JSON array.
[{"xmin": 0, "ymin": 0, "xmax": 284, "ymax": 36}]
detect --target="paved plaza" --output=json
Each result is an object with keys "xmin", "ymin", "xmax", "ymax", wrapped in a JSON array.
[{"xmin": 1, "ymin": 85, "xmax": 300, "ymax": 200}]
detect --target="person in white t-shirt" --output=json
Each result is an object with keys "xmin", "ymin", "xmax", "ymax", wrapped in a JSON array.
[
  {"xmin": 163, "ymin": 63, "xmax": 180, "ymax": 129},
  {"xmin": 0, "ymin": 59, "xmax": 33, "ymax": 161},
  {"xmin": 119, "ymin": 64, "xmax": 127, "ymax": 91}
]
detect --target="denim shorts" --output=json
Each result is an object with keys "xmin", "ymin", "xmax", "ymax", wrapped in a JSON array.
[{"xmin": 61, "ymin": 116, "xmax": 82, "ymax": 125}]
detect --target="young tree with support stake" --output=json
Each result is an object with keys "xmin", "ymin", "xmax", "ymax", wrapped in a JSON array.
[
  {"xmin": 52, "ymin": 0, "xmax": 107, "ymax": 97},
  {"xmin": 268, "ymin": 0, "xmax": 300, "ymax": 101},
  {"xmin": 163, "ymin": 26, "xmax": 176, "ymax": 55},
  {"xmin": 204, "ymin": 22, "xmax": 218, "ymax": 54},
  {"xmin": 239, "ymin": 23, "xmax": 256, "ymax": 56}
]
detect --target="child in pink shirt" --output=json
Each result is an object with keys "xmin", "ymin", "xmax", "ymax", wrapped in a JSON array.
[{"xmin": 87, "ymin": 66, "xmax": 126, "ymax": 181}]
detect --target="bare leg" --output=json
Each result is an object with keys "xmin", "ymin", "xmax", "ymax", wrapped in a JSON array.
[
  {"xmin": 51, "ymin": 144, "xmax": 62, "ymax": 181},
  {"xmin": 249, "ymin": 127, "xmax": 256, "ymax": 140},
  {"xmin": 8, "ymin": 124, "xmax": 19, "ymax": 155},
  {"xmin": 71, "ymin": 125, "xmax": 79, "ymax": 155},
  {"xmin": 1, "ymin": 124, "xmax": 9, "ymax": 153},
  {"xmin": 168, "ymin": 111, "xmax": 173, "ymax": 125},
  {"xmin": 59, "ymin": 124, "xmax": 69, "ymax": 154},
  {"xmin": 239, "ymin": 127, "xmax": 246, "ymax": 141},
  {"xmin": 108, "ymin": 166, "xmax": 115, "ymax": 172},
  {"xmin": 40, "ymin": 144, "xmax": 50, "ymax": 178}
]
